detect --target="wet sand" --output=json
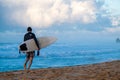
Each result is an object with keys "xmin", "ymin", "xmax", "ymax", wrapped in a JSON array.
[{"xmin": 0, "ymin": 60, "xmax": 120, "ymax": 80}]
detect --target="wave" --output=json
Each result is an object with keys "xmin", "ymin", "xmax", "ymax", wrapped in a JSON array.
[
  {"xmin": 0, "ymin": 54, "xmax": 25, "ymax": 59},
  {"xmin": 0, "ymin": 43, "xmax": 120, "ymax": 59}
]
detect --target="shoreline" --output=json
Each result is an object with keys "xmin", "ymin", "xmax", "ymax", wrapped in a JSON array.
[{"xmin": 0, "ymin": 60, "xmax": 120, "ymax": 80}]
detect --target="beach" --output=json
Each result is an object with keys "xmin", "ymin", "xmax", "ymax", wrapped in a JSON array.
[{"xmin": 0, "ymin": 60, "xmax": 120, "ymax": 80}]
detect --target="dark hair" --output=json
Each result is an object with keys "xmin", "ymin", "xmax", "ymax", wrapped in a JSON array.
[{"xmin": 27, "ymin": 27, "xmax": 32, "ymax": 31}]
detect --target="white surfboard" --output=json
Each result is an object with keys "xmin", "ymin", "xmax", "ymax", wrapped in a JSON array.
[{"xmin": 19, "ymin": 36, "xmax": 57, "ymax": 53}]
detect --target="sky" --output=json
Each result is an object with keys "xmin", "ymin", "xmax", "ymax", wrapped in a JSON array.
[{"xmin": 0, "ymin": 0, "xmax": 120, "ymax": 44}]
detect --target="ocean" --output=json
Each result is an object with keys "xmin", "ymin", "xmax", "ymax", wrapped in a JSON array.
[{"xmin": 0, "ymin": 42, "xmax": 120, "ymax": 72}]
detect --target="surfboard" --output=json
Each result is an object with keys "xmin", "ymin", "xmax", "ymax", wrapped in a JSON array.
[{"xmin": 19, "ymin": 36, "xmax": 57, "ymax": 53}]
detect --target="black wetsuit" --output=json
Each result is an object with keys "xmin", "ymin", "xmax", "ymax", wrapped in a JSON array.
[
  {"xmin": 24, "ymin": 32, "xmax": 40, "ymax": 58},
  {"xmin": 24, "ymin": 32, "xmax": 40, "ymax": 57},
  {"xmin": 24, "ymin": 32, "xmax": 40, "ymax": 54}
]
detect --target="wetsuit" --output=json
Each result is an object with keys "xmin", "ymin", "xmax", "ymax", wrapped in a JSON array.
[{"xmin": 24, "ymin": 32, "xmax": 40, "ymax": 57}]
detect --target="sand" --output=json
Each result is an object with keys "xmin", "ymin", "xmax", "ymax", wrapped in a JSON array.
[{"xmin": 0, "ymin": 60, "xmax": 120, "ymax": 80}]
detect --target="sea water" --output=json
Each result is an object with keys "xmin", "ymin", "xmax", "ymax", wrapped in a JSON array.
[{"xmin": 0, "ymin": 42, "xmax": 120, "ymax": 72}]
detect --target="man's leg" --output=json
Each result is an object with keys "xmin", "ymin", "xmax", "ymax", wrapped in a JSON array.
[
  {"xmin": 28, "ymin": 56, "xmax": 33, "ymax": 70},
  {"xmin": 24, "ymin": 57, "xmax": 29, "ymax": 70},
  {"xmin": 24, "ymin": 53, "xmax": 30, "ymax": 70},
  {"xmin": 28, "ymin": 52, "xmax": 34, "ymax": 70}
]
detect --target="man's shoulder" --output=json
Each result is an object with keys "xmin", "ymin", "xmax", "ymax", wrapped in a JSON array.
[
  {"xmin": 30, "ymin": 32, "xmax": 35, "ymax": 36},
  {"xmin": 24, "ymin": 32, "xmax": 29, "ymax": 36}
]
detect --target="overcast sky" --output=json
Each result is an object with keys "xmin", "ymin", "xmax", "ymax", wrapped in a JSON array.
[{"xmin": 0, "ymin": 0, "xmax": 120, "ymax": 44}]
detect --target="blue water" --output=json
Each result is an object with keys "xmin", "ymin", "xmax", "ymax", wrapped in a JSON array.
[{"xmin": 0, "ymin": 42, "xmax": 120, "ymax": 72}]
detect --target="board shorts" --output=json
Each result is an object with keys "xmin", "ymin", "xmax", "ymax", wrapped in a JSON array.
[{"xmin": 26, "ymin": 51, "xmax": 35, "ymax": 58}]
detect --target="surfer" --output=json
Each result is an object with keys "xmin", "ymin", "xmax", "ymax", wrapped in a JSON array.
[{"xmin": 23, "ymin": 27, "xmax": 40, "ymax": 71}]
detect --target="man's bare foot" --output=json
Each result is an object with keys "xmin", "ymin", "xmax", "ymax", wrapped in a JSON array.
[
  {"xmin": 24, "ymin": 65, "xmax": 26, "ymax": 70},
  {"xmin": 26, "ymin": 69, "xmax": 30, "ymax": 73}
]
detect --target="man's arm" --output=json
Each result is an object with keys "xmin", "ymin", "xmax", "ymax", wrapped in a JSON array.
[
  {"xmin": 33, "ymin": 33, "xmax": 40, "ymax": 49},
  {"xmin": 33, "ymin": 33, "xmax": 40, "ymax": 56}
]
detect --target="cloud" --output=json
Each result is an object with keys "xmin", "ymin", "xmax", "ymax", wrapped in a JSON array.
[
  {"xmin": 70, "ymin": 0, "xmax": 97, "ymax": 23},
  {"xmin": 100, "ymin": 0, "xmax": 120, "ymax": 27},
  {"xmin": 110, "ymin": 16, "xmax": 120, "ymax": 26},
  {"xmin": 104, "ymin": 27, "xmax": 120, "ymax": 33},
  {"xmin": 0, "ymin": 0, "xmax": 97, "ymax": 28}
]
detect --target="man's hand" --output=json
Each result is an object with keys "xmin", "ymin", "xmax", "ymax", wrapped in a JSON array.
[
  {"xmin": 37, "ymin": 47, "xmax": 40, "ymax": 50},
  {"xmin": 37, "ymin": 50, "xmax": 40, "ymax": 56}
]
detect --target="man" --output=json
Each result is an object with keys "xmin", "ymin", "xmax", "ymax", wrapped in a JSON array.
[{"xmin": 23, "ymin": 27, "xmax": 40, "ymax": 71}]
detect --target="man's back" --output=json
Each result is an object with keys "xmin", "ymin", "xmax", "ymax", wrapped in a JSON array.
[{"xmin": 24, "ymin": 32, "xmax": 35, "ymax": 41}]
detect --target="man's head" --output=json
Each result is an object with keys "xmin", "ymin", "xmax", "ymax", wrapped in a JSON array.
[{"xmin": 27, "ymin": 27, "xmax": 32, "ymax": 32}]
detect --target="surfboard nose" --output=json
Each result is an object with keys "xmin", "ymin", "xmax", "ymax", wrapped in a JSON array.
[{"xmin": 19, "ymin": 43, "xmax": 27, "ymax": 51}]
